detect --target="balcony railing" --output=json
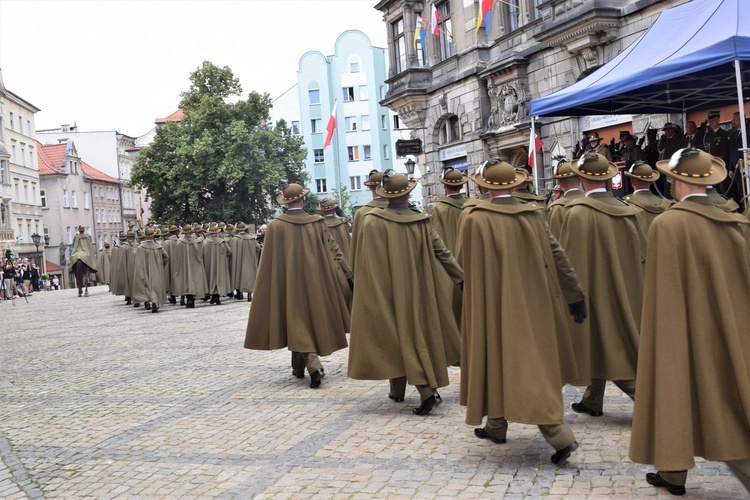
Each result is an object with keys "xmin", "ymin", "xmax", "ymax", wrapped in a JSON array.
[
  {"xmin": 0, "ymin": 184, "xmax": 11, "ymax": 202},
  {"xmin": 384, "ymin": 68, "xmax": 432, "ymax": 102}
]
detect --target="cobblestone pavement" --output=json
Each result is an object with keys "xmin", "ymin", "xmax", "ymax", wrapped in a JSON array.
[{"xmin": 0, "ymin": 286, "xmax": 745, "ymax": 499}]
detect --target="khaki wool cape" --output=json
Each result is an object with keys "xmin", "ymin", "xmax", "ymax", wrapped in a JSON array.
[
  {"xmin": 109, "ymin": 243, "xmax": 131, "ymax": 296},
  {"xmin": 127, "ymin": 243, "xmax": 138, "ymax": 299},
  {"xmin": 244, "ymin": 211, "xmax": 350, "ymax": 356},
  {"xmin": 131, "ymin": 241, "xmax": 168, "ymax": 306},
  {"xmin": 323, "ymin": 216, "xmax": 352, "ymax": 265},
  {"xmin": 431, "ymin": 194, "xmax": 468, "ymax": 324},
  {"xmin": 623, "ymin": 191, "xmax": 673, "ymax": 233},
  {"xmin": 229, "ymin": 232, "xmax": 259, "ymax": 293},
  {"xmin": 161, "ymin": 236, "xmax": 178, "ymax": 294},
  {"xmin": 348, "ymin": 207, "xmax": 461, "ymax": 389},
  {"xmin": 96, "ymin": 247, "xmax": 111, "ymax": 284},
  {"xmin": 630, "ymin": 199, "xmax": 750, "ymax": 470},
  {"xmin": 458, "ymin": 199, "xmax": 583, "ymax": 426},
  {"xmin": 546, "ymin": 190, "xmax": 584, "ymax": 240},
  {"xmin": 350, "ymin": 198, "xmax": 387, "ymax": 271},
  {"xmin": 170, "ymin": 237, "xmax": 208, "ymax": 297},
  {"xmin": 559, "ymin": 193, "xmax": 647, "ymax": 385},
  {"xmin": 202, "ymin": 236, "xmax": 232, "ymax": 295},
  {"xmin": 70, "ymin": 233, "xmax": 98, "ymax": 273}
]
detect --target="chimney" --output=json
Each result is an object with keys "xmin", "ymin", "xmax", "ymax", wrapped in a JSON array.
[{"xmin": 61, "ymin": 124, "xmax": 70, "ymax": 132}]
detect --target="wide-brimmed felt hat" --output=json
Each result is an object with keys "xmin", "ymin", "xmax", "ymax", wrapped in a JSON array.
[
  {"xmin": 624, "ymin": 160, "xmax": 660, "ymax": 182},
  {"xmin": 180, "ymin": 224, "xmax": 193, "ymax": 234},
  {"xmin": 515, "ymin": 167, "xmax": 533, "ymax": 184},
  {"xmin": 472, "ymin": 160, "xmax": 527, "ymax": 190},
  {"xmin": 587, "ymin": 133, "xmax": 603, "ymax": 143},
  {"xmin": 318, "ymin": 198, "xmax": 338, "ymax": 211},
  {"xmin": 235, "ymin": 222, "xmax": 247, "ymax": 231},
  {"xmin": 144, "ymin": 228, "xmax": 156, "ymax": 238},
  {"xmin": 126, "ymin": 231, "xmax": 135, "ymax": 238},
  {"xmin": 438, "ymin": 167, "xmax": 468, "ymax": 186},
  {"xmin": 551, "ymin": 160, "xmax": 578, "ymax": 179},
  {"xmin": 208, "ymin": 225, "xmax": 221, "ymax": 234},
  {"xmin": 363, "ymin": 169, "xmax": 385, "ymax": 187},
  {"xmin": 571, "ymin": 152, "xmax": 618, "ymax": 181},
  {"xmin": 276, "ymin": 183, "xmax": 310, "ymax": 204},
  {"xmin": 375, "ymin": 173, "xmax": 418, "ymax": 198},
  {"xmin": 168, "ymin": 225, "xmax": 179, "ymax": 233},
  {"xmin": 226, "ymin": 224, "xmax": 235, "ymax": 232},
  {"xmin": 118, "ymin": 231, "xmax": 128, "ymax": 240},
  {"xmin": 656, "ymin": 148, "xmax": 726, "ymax": 186},
  {"xmin": 77, "ymin": 225, "xmax": 85, "ymax": 232},
  {"xmin": 104, "ymin": 242, "xmax": 111, "ymax": 248}
]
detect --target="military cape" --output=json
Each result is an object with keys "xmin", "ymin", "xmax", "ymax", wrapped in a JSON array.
[
  {"xmin": 131, "ymin": 240, "xmax": 168, "ymax": 305},
  {"xmin": 171, "ymin": 236, "xmax": 208, "ymax": 297},
  {"xmin": 229, "ymin": 232, "xmax": 259, "ymax": 293},
  {"xmin": 70, "ymin": 233, "xmax": 98, "ymax": 272},
  {"xmin": 350, "ymin": 197, "xmax": 387, "ymax": 271},
  {"xmin": 323, "ymin": 216, "xmax": 351, "ymax": 265},
  {"xmin": 202, "ymin": 235, "xmax": 232, "ymax": 295},
  {"xmin": 96, "ymin": 247, "xmax": 112, "ymax": 284},
  {"xmin": 623, "ymin": 191, "xmax": 673, "ymax": 233},
  {"xmin": 546, "ymin": 190, "xmax": 583, "ymax": 240},
  {"xmin": 630, "ymin": 198, "xmax": 750, "ymax": 470}
]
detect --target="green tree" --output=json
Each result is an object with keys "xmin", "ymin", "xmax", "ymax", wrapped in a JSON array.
[
  {"xmin": 131, "ymin": 61, "xmax": 308, "ymax": 227},
  {"xmin": 329, "ymin": 186, "xmax": 355, "ymax": 220}
]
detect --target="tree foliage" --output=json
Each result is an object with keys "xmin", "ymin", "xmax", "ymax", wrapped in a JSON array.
[{"xmin": 131, "ymin": 61, "xmax": 308, "ymax": 227}]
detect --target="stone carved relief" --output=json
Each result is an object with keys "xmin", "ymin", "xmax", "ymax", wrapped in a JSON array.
[{"xmin": 487, "ymin": 81, "xmax": 532, "ymax": 128}]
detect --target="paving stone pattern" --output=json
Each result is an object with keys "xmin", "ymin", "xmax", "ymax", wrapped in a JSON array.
[{"xmin": 0, "ymin": 287, "xmax": 745, "ymax": 499}]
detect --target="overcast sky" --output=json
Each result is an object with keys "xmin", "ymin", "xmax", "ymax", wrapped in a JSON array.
[{"xmin": 0, "ymin": 0, "xmax": 387, "ymax": 137}]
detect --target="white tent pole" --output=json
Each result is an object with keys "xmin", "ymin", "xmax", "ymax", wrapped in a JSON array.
[{"xmin": 735, "ymin": 60, "xmax": 749, "ymax": 196}]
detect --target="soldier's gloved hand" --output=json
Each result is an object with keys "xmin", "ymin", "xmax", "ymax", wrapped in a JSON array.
[
  {"xmin": 347, "ymin": 278, "xmax": 354, "ymax": 292},
  {"xmin": 568, "ymin": 300, "xmax": 587, "ymax": 324}
]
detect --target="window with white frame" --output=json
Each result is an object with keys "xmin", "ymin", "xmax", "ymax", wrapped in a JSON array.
[
  {"xmin": 84, "ymin": 192, "xmax": 90, "ymax": 209},
  {"xmin": 440, "ymin": 115, "xmax": 461, "ymax": 144},
  {"xmin": 381, "ymin": 115, "xmax": 387, "ymax": 130},
  {"xmin": 392, "ymin": 18, "xmax": 406, "ymax": 73},
  {"xmin": 342, "ymin": 87, "xmax": 355, "ymax": 102},
  {"xmin": 361, "ymin": 115, "xmax": 370, "ymax": 131},
  {"xmin": 345, "ymin": 116, "xmax": 357, "ymax": 132},
  {"xmin": 393, "ymin": 115, "xmax": 401, "ymax": 129},
  {"xmin": 66, "ymin": 227, "xmax": 72, "ymax": 244},
  {"xmin": 383, "ymin": 145, "xmax": 390, "ymax": 160},
  {"xmin": 40, "ymin": 189, "xmax": 46, "ymax": 208},
  {"xmin": 95, "ymin": 209, "xmax": 100, "ymax": 223},
  {"xmin": 311, "ymin": 118, "xmax": 323, "ymax": 134},
  {"xmin": 350, "ymin": 176, "xmax": 362, "ymax": 191},
  {"xmin": 21, "ymin": 148, "xmax": 26, "ymax": 166},
  {"xmin": 309, "ymin": 89, "xmax": 320, "ymax": 105},
  {"xmin": 63, "ymin": 189, "xmax": 69, "ymax": 208},
  {"xmin": 291, "ymin": 121, "xmax": 300, "ymax": 135},
  {"xmin": 71, "ymin": 190, "xmax": 78, "ymax": 208},
  {"xmin": 316, "ymin": 178, "xmax": 327, "ymax": 193},
  {"xmin": 437, "ymin": 1, "xmax": 454, "ymax": 61},
  {"xmin": 313, "ymin": 148, "xmax": 325, "ymax": 163},
  {"xmin": 348, "ymin": 146, "xmax": 360, "ymax": 161},
  {"xmin": 363, "ymin": 145, "xmax": 372, "ymax": 160},
  {"xmin": 359, "ymin": 86, "xmax": 368, "ymax": 101}
]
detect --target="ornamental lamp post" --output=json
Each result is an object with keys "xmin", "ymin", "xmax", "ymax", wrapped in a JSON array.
[{"xmin": 404, "ymin": 158, "xmax": 416, "ymax": 179}]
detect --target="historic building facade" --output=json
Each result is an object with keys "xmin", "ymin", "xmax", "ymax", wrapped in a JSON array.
[{"xmin": 375, "ymin": 0, "xmax": 693, "ymax": 204}]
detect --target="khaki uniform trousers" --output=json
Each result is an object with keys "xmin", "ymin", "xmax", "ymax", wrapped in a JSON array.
[
  {"xmin": 389, "ymin": 376, "xmax": 435, "ymax": 401},
  {"xmin": 660, "ymin": 460, "xmax": 750, "ymax": 492},
  {"xmin": 291, "ymin": 352, "xmax": 323, "ymax": 376},
  {"xmin": 582, "ymin": 378, "xmax": 636, "ymax": 412},
  {"xmin": 483, "ymin": 418, "xmax": 576, "ymax": 452}
]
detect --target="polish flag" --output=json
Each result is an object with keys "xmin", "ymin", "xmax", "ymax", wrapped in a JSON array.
[
  {"xmin": 323, "ymin": 101, "xmax": 337, "ymax": 149},
  {"xmin": 431, "ymin": 4, "xmax": 440, "ymax": 35},
  {"xmin": 528, "ymin": 130, "xmax": 544, "ymax": 168}
]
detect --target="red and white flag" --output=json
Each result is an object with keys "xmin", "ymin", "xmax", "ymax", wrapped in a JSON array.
[
  {"xmin": 528, "ymin": 130, "xmax": 544, "ymax": 168},
  {"xmin": 431, "ymin": 4, "xmax": 440, "ymax": 35},
  {"xmin": 323, "ymin": 101, "xmax": 337, "ymax": 149}
]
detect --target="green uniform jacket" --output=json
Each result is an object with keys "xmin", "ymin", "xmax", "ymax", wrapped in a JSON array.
[
  {"xmin": 630, "ymin": 197, "xmax": 750, "ymax": 470},
  {"xmin": 132, "ymin": 240, "xmax": 168, "ymax": 306},
  {"xmin": 560, "ymin": 192, "xmax": 647, "ymax": 384},
  {"xmin": 171, "ymin": 236, "xmax": 208, "ymax": 297},
  {"xmin": 244, "ymin": 210, "xmax": 350, "ymax": 356},
  {"xmin": 459, "ymin": 197, "xmax": 584, "ymax": 426},
  {"xmin": 546, "ymin": 190, "xmax": 584, "ymax": 240},
  {"xmin": 229, "ymin": 232, "xmax": 259, "ymax": 293},
  {"xmin": 623, "ymin": 191, "xmax": 673, "ymax": 233},
  {"xmin": 348, "ymin": 205, "xmax": 462, "ymax": 389}
]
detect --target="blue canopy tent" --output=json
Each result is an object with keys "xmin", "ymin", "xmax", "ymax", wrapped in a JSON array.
[{"xmin": 530, "ymin": 0, "xmax": 749, "ymax": 193}]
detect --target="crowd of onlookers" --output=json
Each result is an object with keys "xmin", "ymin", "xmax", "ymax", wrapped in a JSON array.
[{"xmin": 1, "ymin": 256, "xmax": 45, "ymax": 301}]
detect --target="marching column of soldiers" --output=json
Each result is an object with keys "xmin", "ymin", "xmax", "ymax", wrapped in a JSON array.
[
  {"xmin": 106, "ymin": 221, "xmax": 260, "ymax": 312},
  {"xmin": 239, "ymin": 147, "xmax": 749, "ymax": 495}
]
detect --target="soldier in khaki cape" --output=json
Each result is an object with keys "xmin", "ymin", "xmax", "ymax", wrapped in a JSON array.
[
  {"xmin": 171, "ymin": 225, "xmax": 208, "ymax": 309},
  {"xmin": 622, "ymin": 161, "xmax": 673, "ymax": 233},
  {"xmin": 132, "ymin": 227, "xmax": 169, "ymax": 313},
  {"xmin": 229, "ymin": 222, "xmax": 258, "ymax": 302},
  {"xmin": 318, "ymin": 199, "xmax": 352, "ymax": 264},
  {"xmin": 350, "ymin": 169, "xmax": 387, "ymax": 271},
  {"xmin": 560, "ymin": 153, "xmax": 647, "ymax": 417},
  {"xmin": 706, "ymin": 184, "xmax": 741, "ymax": 213},
  {"xmin": 546, "ymin": 160, "xmax": 583, "ymax": 240},
  {"xmin": 126, "ymin": 230, "xmax": 141, "ymax": 307},
  {"xmin": 245, "ymin": 183, "xmax": 352, "ymax": 389},
  {"xmin": 630, "ymin": 148, "xmax": 750, "ymax": 496},
  {"xmin": 97, "ymin": 242, "xmax": 112, "ymax": 288},
  {"xmin": 348, "ymin": 173, "xmax": 463, "ymax": 415},
  {"xmin": 511, "ymin": 168, "xmax": 545, "ymax": 203},
  {"xmin": 161, "ymin": 225, "xmax": 180, "ymax": 305},
  {"xmin": 202, "ymin": 225, "xmax": 232, "ymax": 305},
  {"xmin": 458, "ymin": 161, "xmax": 587, "ymax": 465},
  {"xmin": 109, "ymin": 232, "xmax": 130, "ymax": 301}
]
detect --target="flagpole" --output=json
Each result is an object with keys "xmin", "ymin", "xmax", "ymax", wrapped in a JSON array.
[
  {"xmin": 531, "ymin": 116, "xmax": 540, "ymax": 195},
  {"xmin": 332, "ymin": 108, "xmax": 342, "ymax": 207}
]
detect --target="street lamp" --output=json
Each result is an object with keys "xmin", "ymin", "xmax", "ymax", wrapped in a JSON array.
[
  {"xmin": 404, "ymin": 158, "xmax": 416, "ymax": 178},
  {"xmin": 31, "ymin": 232, "xmax": 41, "ymax": 269}
]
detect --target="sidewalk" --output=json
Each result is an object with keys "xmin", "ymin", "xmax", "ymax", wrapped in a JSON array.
[{"xmin": 0, "ymin": 287, "xmax": 745, "ymax": 498}]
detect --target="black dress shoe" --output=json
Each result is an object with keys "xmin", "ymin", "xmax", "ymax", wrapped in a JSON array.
[
  {"xmin": 144, "ymin": 301, "xmax": 152, "ymax": 310},
  {"xmin": 125, "ymin": 299, "xmax": 132, "ymax": 305},
  {"xmin": 474, "ymin": 428, "xmax": 506, "ymax": 444},
  {"xmin": 413, "ymin": 395, "xmax": 441, "ymax": 415},
  {"xmin": 247, "ymin": 293, "xmax": 252, "ymax": 302},
  {"xmin": 168, "ymin": 295, "xmax": 177, "ymax": 304},
  {"xmin": 235, "ymin": 292, "xmax": 244, "ymax": 300},
  {"xmin": 551, "ymin": 441, "xmax": 579, "ymax": 465},
  {"xmin": 180, "ymin": 296, "xmax": 186, "ymax": 306},
  {"xmin": 151, "ymin": 304, "xmax": 159, "ymax": 313},
  {"xmin": 134, "ymin": 302, "xmax": 141, "ymax": 308},
  {"xmin": 186, "ymin": 297, "xmax": 195, "ymax": 309},
  {"xmin": 310, "ymin": 369, "xmax": 323, "ymax": 388},
  {"xmin": 571, "ymin": 401, "xmax": 603, "ymax": 417},
  {"xmin": 227, "ymin": 291, "xmax": 234, "ymax": 298},
  {"xmin": 646, "ymin": 472, "xmax": 686, "ymax": 496},
  {"xmin": 388, "ymin": 394, "xmax": 405, "ymax": 403}
]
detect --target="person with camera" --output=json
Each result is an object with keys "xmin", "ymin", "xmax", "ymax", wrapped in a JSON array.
[{"xmin": 2, "ymin": 253, "xmax": 16, "ymax": 300}]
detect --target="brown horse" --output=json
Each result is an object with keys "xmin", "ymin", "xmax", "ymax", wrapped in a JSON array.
[{"xmin": 72, "ymin": 259, "xmax": 93, "ymax": 297}]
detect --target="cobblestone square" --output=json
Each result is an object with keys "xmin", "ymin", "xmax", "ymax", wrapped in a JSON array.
[{"xmin": 0, "ymin": 287, "xmax": 745, "ymax": 498}]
